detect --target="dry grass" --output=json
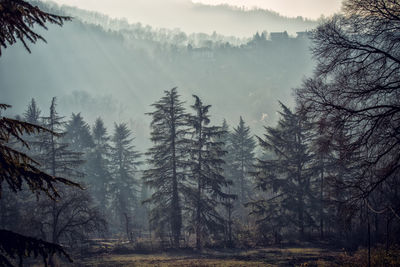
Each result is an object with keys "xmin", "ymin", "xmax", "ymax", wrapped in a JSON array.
[
  {"xmin": 72, "ymin": 247, "xmax": 339, "ymax": 267},
  {"xmin": 75, "ymin": 254, "xmax": 268, "ymax": 267}
]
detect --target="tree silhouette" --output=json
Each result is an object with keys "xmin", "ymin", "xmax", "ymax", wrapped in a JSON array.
[
  {"xmin": 0, "ymin": 0, "xmax": 71, "ymax": 55},
  {"xmin": 250, "ymin": 103, "xmax": 313, "ymax": 237},
  {"xmin": 143, "ymin": 88, "xmax": 190, "ymax": 247},
  {"xmin": 186, "ymin": 95, "xmax": 233, "ymax": 249},
  {"xmin": 296, "ymin": 0, "xmax": 400, "ymax": 214}
]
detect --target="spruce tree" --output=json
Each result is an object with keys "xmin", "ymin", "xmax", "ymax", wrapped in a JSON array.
[
  {"xmin": 219, "ymin": 119, "xmax": 235, "ymax": 246},
  {"xmin": 32, "ymin": 98, "xmax": 85, "ymax": 249},
  {"xmin": 187, "ymin": 95, "xmax": 233, "ymax": 249},
  {"xmin": 23, "ymin": 98, "xmax": 41, "ymax": 124},
  {"xmin": 22, "ymin": 99, "xmax": 43, "ymax": 157},
  {"xmin": 86, "ymin": 117, "xmax": 111, "ymax": 210},
  {"xmin": 251, "ymin": 103, "xmax": 313, "ymax": 237},
  {"xmin": 230, "ymin": 116, "xmax": 256, "ymax": 217},
  {"xmin": 36, "ymin": 97, "xmax": 83, "ymax": 179},
  {"xmin": 109, "ymin": 123, "xmax": 141, "ymax": 239},
  {"xmin": 143, "ymin": 87, "xmax": 189, "ymax": 247},
  {"xmin": 64, "ymin": 113, "xmax": 94, "ymax": 153}
]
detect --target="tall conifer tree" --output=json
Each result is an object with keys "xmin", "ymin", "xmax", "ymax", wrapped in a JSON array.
[
  {"xmin": 109, "ymin": 123, "xmax": 141, "ymax": 238},
  {"xmin": 36, "ymin": 97, "xmax": 83, "ymax": 179},
  {"xmin": 251, "ymin": 103, "xmax": 313, "ymax": 237},
  {"xmin": 86, "ymin": 118, "xmax": 111, "ymax": 210},
  {"xmin": 230, "ymin": 117, "xmax": 256, "ymax": 218},
  {"xmin": 23, "ymin": 98, "xmax": 41, "ymax": 125},
  {"xmin": 218, "ymin": 119, "xmax": 235, "ymax": 245},
  {"xmin": 143, "ymin": 88, "xmax": 189, "ymax": 247},
  {"xmin": 187, "ymin": 95, "xmax": 233, "ymax": 249}
]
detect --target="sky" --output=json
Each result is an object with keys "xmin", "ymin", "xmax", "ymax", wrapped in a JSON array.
[{"xmin": 47, "ymin": 0, "xmax": 343, "ymax": 21}]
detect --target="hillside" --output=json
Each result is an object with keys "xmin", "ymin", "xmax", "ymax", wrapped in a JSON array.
[
  {"xmin": 44, "ymin": 0, "xmax": 318, "ymax": 37},
  {"xmin": 0, "ymin": 2, "xmax": 315, "ymax": 149}
]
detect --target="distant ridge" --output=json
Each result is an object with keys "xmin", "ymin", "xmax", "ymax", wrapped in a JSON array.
[{"xmin": 42, "ymin": 0, "xmax": 318, "ymax": 37}]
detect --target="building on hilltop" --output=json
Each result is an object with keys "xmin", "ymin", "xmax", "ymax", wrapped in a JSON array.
[{"xmin": 270, "ymin": 31, "xmax": 289, "ymax": 41}]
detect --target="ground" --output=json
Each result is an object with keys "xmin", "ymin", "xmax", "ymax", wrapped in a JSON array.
[{"xmin": 72, "ymin": 247, "xmax": 340, "ymax": 267}]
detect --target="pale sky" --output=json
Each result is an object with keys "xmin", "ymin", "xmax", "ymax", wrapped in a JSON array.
[{"xmin": 48, "ymin": 0, "xmax": 342, "ymax": 20}]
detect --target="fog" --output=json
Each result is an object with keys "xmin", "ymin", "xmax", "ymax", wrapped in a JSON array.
[
  {"xmin": 44, "ymin": 0, "xmax": 318, "ymax": 37},
  {"xmin": 1, "ymin": 1, "xmax": 314, "ymax": 150},
  {"xmin": 3, "ymin": 1, "xmax": 400, "ymax": 265}
]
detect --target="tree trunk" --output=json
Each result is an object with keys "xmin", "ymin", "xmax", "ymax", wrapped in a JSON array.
[
  {"xmin": 170, "ymin": 95, "xmax": 181, "ymax": 248},
  {"xmin": 320, "ymin": 163, "xmax": 324, "ymax": 239},
  {"xmin": 196, "ymin": 181, "xmax": 201, "ymax": 250},
  {"xmin": 123, "ymin": 213, "xmax": 131, "ymax": 242},
  {"xmin": 386, "ymin": 214, "xmax": 391, "ymax": 253},
  {"xmin": 196, "ymin": 122, "xmax": 203, "ymax": 250},
  {"xmin": 368, "ymin": 211, "xmax": 371, "ymax": 267},
  {"xmin": 299, "ymin": 195, "xmax": 304, "ymax": 237}
]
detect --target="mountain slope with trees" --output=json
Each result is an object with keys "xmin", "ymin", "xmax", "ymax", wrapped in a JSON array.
[{"xmin": 0, "ymin": 1, "xmax": 314, "ymax": 150}]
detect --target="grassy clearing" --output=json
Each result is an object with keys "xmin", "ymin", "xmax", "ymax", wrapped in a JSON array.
[
  {"xmin": 77, "ymin": 254, "xmax": 267, "ymax": 267},
  {"xmin": 73, "ymin": 247, "xmax": 339, "ymax": 267}
]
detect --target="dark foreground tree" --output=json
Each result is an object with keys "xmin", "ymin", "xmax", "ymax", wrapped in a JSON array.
[
  {"xmin": 0, "ymin": 0, "xmax": 71, "ymax": 55},
  {"xmin": 0, "ymin": 103, "xmax": 80, "ymax": 266},
  {"xmin": 0, "ymin": 2, "xmax": 77, "ymax": 265},
  {"xmin": 143, "ymin": 88, "xmax": 189, "ymax": 247}
]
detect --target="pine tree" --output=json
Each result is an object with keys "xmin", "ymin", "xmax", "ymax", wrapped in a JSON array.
[
  {"xmin": 230, "ymin": 116, "xmax": 256, "ymax": 217},
  {"xmin": 25, "ymin": 98, "xmax": 107, "ymax": 260},
  {"xmin": 32, "ymin": 98, "xmax": 85, "ymax": 248},
  {"xmin": 109, "ymin": 123, "xmax": 141, "ymax": 239},
  {"xmin": 0, "ymin": 103, "xmax": 80, "ymax": 266},
  {"xmin": 23, "ymin": 98, "xmax": 41, "ymax": 124},
  {"xmin": 64, "ymin": 113, "xmax": 94, "ymax": 153},
  {"xmin": 251, "ymin": 103, "xmax": 313, "ymax": 237},
  {"xmin": 36, "ymin": 98, "xmax": 83, "ymax": 179},
  {"xmin": 86, "ymin": 117, "xmax": 111, "ymax": 210},
  {"xmin": 22, "ymin": 99, "xmax": 43, "ymax": 157},
  {"xmin": 187, "ymin": 95, "xmax": 233, "ymax": 249},
  {"xmin": 143, "ymin": 87, "xmax": 189, "ymax": 247},
  {"xmin": 218, "ymin": 119, "xmax": 236, "ymax": 246}
]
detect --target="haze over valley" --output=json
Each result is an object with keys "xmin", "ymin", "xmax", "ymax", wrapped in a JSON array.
[{"xmin": 1, "ymin": 0, "xmax": 315, "ymax": 149}]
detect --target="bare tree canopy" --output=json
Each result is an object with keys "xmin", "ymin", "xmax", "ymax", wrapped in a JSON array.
[{"xmin": 296, "ymin": 0, "xmax": 400, "ymax": 201}]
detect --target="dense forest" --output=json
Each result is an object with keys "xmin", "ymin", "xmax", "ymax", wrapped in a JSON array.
[{"xmin": 1, "ymin": 0, "xmax": 400, "ymax": 266}]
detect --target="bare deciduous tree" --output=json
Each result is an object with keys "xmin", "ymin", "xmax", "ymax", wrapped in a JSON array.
[{"xmin": 296, "ymin": 0, "xmax": 400, "ymax": 202}]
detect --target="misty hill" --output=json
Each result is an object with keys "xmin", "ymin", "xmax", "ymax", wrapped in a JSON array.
[
  {"xmin": 0, "ymin": 2, "xmax": 315, "ymax": 149},
  {"xmin": 47, "ymin": 0, "xmax": 318, "ymax": 37}
]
